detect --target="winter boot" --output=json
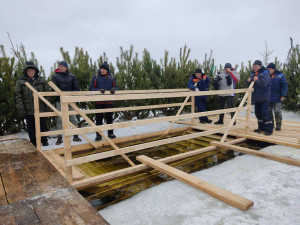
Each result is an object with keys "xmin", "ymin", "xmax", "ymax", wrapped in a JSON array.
[
  {"xmin": 42, "ymin": 141, "xmax": 49, "ymax": 146},
  {"xmin": 56, "ymin": 136, "xmax": 63, "ymax": 145},
  {"xmin": 205, "ymin": 119, "xmax": 212, "ymax": 124},
  {"xmin": 214, "ymin": 119, "xmax": 224, "ymax": 125},
  {"xmin": 264, "ymin": 130, "xmax": 272, "ymax": 136},
  {"xmin": 108, "ymin": 130, "xmax": 116, "ymax": 139},
  {"xmin": 95, "ymin": 133, "xmax": 102, "ymax": 141},
  {"xmin": 275, "ymin": 124, "xmax": 281, "ymax": 131},
  {"xmin": 254, "ymin": 128, "xmax": 261, "ymax": 133},
  {"xmin": 73, "ymin": 135, "xmax": 82, "ymax": 142}
]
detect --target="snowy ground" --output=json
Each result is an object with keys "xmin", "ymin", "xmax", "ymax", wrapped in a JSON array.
[{"xmin": 99, "ymin": 145, "xmax": 300, "ymax": 225}]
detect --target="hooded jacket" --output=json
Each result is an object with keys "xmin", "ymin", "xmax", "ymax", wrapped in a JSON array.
[
  {"xmin": 15, "ymin": 63, "xmax": 48, "ymax": 115},
  {"xmin": 247, "ymin": 66, "xmax": 271, "ymax": 103},
  {"xmin": 187, "ymin": 73, "xmax": 210, "ymax": 100},
  {"xmin": 270, "ymin": 70, "xmax": 288, "ymax": 103}
]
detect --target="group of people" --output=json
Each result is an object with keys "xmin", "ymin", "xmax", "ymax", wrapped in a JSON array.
[
  {"xmin": 15, "ymin": 61, "xmax": 118, "ymax": 146},
  {"xmin": 188, "ymin": 60, "xmax": 288, "ymax": 136},
  {"xmin": 14, "ymin": 58, "xmax": 288, "ymax": 147}
]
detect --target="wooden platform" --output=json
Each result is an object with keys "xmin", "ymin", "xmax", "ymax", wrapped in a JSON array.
[
  {"xmin": 176, "ymin": 115, "xmax": 300, "ymax": 148},
  {"xmin": 0, "ymin": 138, "xmax": 109, "ymax": 225}
]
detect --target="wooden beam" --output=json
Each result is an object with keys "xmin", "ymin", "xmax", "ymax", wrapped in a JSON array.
[
  {"xmin": 211, "ymin": 141, "xmax": 300, "ymax": 167},
  {"xmin": 245, "ymin": 88, "xmax": 252, "ymax": 134},
  {"xmin": 66, "ymin": 123, "xmax": 247, "ymax": 167},
  {"xmin": 33, "ymin": 93, "xmax": 41, "ymax": 151},
  {"xmin": 39, "ymin": 102, "xmax": 192, "ymax": 117},
  {"xmin": 61, "ymin": 88, "xmax": 252, "ymax": 103},
  {"xmin": 72, "ymin": 138, "xmax": 246, "ymax": 190},
  {"xmin": 136, "ymin": 155, "xmax": 254, "ymax": 210},
  {"xmin": 65, "ymin": 107, "xmax": 247, "ymax": 136}
]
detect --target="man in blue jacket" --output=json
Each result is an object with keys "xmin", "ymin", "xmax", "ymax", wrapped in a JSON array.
[
  {"xmin": 188, "ymin": 68, "xmax": 212, "ymax": 124},
  {"xmin": 89, "ymin": 62, "xmax": 118, "ymax": 141},
  {"xmin": 267, "ymin": 63, "xmax": 288, "ymax": 131},
  {"xmin": 247, "ymin": 60, "xmax": 273, "ymax": 135}
]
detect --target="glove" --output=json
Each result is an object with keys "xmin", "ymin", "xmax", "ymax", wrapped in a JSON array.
[
  {"xmin": 225, "ymin": 75, "xmax": 232, "ymax": 86},
  {"xmin": 195, "ymin": 88, "xmax": 200, "ymax": 92},
  {"xmin": 100, "ymin": 89, "xmax": 105, "ymax": 94},
  {"xmin": 110, "ymin": 88, "xmax": 115, "ymax": 94}
]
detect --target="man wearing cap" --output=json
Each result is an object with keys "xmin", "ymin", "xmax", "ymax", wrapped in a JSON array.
[
  {"xmin": 267, "ymin": 63, "xmax": 288, "ymax": 131},
  {"xmin": 89, "ymin": 62, "xmax": 118, "ymax": 141},
  {"xmin": 247, "ymin": 60, "xmax": 273, "ymax": 135},
  {"xmin": 213, "ymin": 63, "xmax": 240, "ymax": 125},
  {"xmin": 188, "ymin": 68, "xmax": 212, "ymax": 124},
  {"xmin": 15, "ymin": 61, "xmax": 49, "ymax": 146},
  {"xmin": 52, "ymin": 61, "xmax": 82, "ymax": 144}
]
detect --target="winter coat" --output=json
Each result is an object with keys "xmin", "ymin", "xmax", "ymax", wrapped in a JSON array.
[
  {"xmin": 89, "ymin": 70, "xmax": 118, "ymax": 104},
  {"xmin": 215, "ymin": 69, "xmax": 240, "ymax": 97},
  {"xmin": 51, "ymin": 69, "xmax": 80, "ymax": 92},
  {"xmin": 270, "ymin": 71, "xmax": 288, "ymax": 103},
  {"xmin": 15, "ymin": 64, "xmax": 49, "ymax": 116},
  {"xmin": 247, "ymin": 66, "xmax": 271, "ymax": 103},
  {"xmin": 187, "ymin": 73, "xmax": 210, "ymax": 100}
]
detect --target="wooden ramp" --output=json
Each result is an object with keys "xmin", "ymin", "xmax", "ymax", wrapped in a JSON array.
[
  {"xmin": 0, "ymin": 138, "xmax": 109, "ymax": 225},
  {"xmin": 136, "ymin": 155, "xmax": 254, "ymax": 211},
  {"xmin": 176, "ymin": 115, "xmax": 300, "ymax": 148}
]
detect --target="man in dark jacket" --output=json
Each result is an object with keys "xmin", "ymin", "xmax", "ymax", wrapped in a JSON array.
[
  {"xmin": 52, "ymin": 61, "xmax": 82, "ymax": 144},
  {"xmin": 213, "ymin": 63, "xmax": 240, "ymax": 125},
  {"xmin": 267, "ymin": 63, "xmax": 288, "ymax": 131},
  {"xmin": 188, "ymin": 68, "xmax": 212, "ymax": 124},
  {"xmin": 247, "ymin": 60, "xmax": 273, "ymax": 135},
  {"xmin": 15, "ymin": 62, "xmax": 49, "ymax": 146},
  {"xmin": 89, "ymin": 62, "xmax": 118, "ymax": 141}
]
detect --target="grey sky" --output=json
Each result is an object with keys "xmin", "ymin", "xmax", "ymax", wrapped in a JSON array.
[{"xmin": 1, "ymin": 0, "xmax": 299, "ymax": 75}]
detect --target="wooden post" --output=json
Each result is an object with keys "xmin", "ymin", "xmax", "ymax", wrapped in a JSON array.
[
  {"xmin": 191, "ymin": 95, "xmax": 195, "ymax": 126},
  {"xmin": 33, "ymin": 93, "xmax": 41, "ymax": 151},
  {"xmin": 211, "ymin": 141, "xmax": 300, "ymax": 167},
  {"xmin": 220, "ymin": 82, "xmax": 254, "ymax": 142},
  {"xmin": 245, "ymin": 88, "xmax": 252, "ymax": 134},
  {"xmin": 136, "ymin": 155, "xmax": 254, "ymax": 210},
  {"xmin": 61, "ymin": 100, "xmax": 73, "ymax": 183}
]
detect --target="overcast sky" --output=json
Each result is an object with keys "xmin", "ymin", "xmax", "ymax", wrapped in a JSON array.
[{"xmin": 1, "ymin": 0, "xmax": 299, "ymax": 75}]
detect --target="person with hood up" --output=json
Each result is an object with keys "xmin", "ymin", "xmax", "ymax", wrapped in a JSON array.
[
  {"xmin": 89, "ymin": 62, "xmax": 118, "ymax": 141},
  {"xmin": 188, "ymin": 68, "xmax": 212, "ymax": 124},
  {"xmin": 15, "ymin": 61, "xmax": 49, "ymax": 146},
  {"xmin": 52, "ymin": 61, "xmax": 82, "ymax": 145},
  {"xmin": 213, "ymin": 63, "xmax": 240, "ymax": 125},
  {"xmin": 247, "ymin": 60, "xmax": 273, "ymax": 135},
  {"xmin": 267, "ymin": 63, "xmax": 288, "ymax": 131}
]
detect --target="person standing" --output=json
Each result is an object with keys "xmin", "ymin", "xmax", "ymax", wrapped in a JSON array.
[
  {"xmin": 89, "ymin": 62, "xmax": 118, "ymax": 141},
  {"xmin": 267, "ymin": 63, "xmax": 288, "ymax": 131},
  {"xmin": 188, "ymin": 68, "xmax": 212, "ymax": 124},
  {"xmin": 52, "ymin": 61, "xmax": 82, "ymax": 145},
  {"xmin": 213, "ymin": 63, "xmax": 240, "ymax": 125},
  {"xmin": 15, "ymin": 61, "xmax": 49, "ymax": 146},
  {"xmin": 247, "ymin": 60, "xmax": 273, "ymax": 135}
]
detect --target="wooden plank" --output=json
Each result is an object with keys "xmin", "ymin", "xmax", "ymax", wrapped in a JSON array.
[
  {"xmin": 11, "ymin": 200, "xmax": 41, "ymax": 225},
  {"xmin": 53, "ymin": 126, "xmax": 189, "ymax": 155},
  {"xmin": 65, "ymin": 107, "xmax": 247, "ymax": 136},
  {"xmin": 0, "ymin": 174, "xmax": 8, "ymax": 206},
  {"xmin": 40, "ymin": 102, "xmax": 192, "ymax": 117},
  {"xmin": 191, "ymin": 96, "xmax": 195, "ymax": 126},
  {"xmin": 211, "ymin": 142, "xmax": 300, "ymax": 167},
  {"xmin": 136, "ymin": 155, "xmax": 254, "ymax": 210},
  {"xmin": 245, "ymin": 89, "xmax": 252, "ymax": 134},
  {"xmin": 244, "ymin": 134, "xmax": 300, "ymax": 148},
  {"xmin": 67, "ymin": 123, "xmax": 247, "ymax": 167},
  {"xmin": 73, "ymin": 138, "xmax": 246, "ymax": 190},
  {"xmin": 62, "ymin": 88, "xmax": 252, "ymax": 103},
  {"xmin": 0, "ymin": 135, "xmax": 19, "ymax": 142},
  {"xmin": 0, "ymin": 205, "xmax": 17, "ymax": 225},
  {"xmin": 34, "ymin": 93, "xmax": 41, "ymax": 151}
]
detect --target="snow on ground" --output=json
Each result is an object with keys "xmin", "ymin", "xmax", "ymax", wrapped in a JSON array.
[
  {"xmin": 99, "ymin": 145, "xmax": 300, "ymax": 225},
  {"xmin": 17, "ymin": 121, "xmax": 187, "ymax": 151}
]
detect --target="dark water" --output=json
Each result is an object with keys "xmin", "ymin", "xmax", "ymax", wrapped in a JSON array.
[{"xmin": 76, "ymin": 131, "xmax": 273, "ymax": 210}]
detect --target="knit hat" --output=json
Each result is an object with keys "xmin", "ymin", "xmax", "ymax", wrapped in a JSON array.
[
  {"xmin": 224, "ymin": 63, "xmax": 232, "ymax": 69},
  {"xmin": 59, "ymin": 61, "xmax": 68, "ymax": 68},
  {"xmin": 253, "ymin": 60, "xmax": 262, "ymax": 66},
  {"xmin": 194, "ymin": 68, "xmax": 203, "ymax": 74},
  {"xmin": 100, "ymin": 61, "xmax": 110, "ymax": 72},
  {"xmin": 267, "ymin": 63, "xmax": 276, "ymax": 70}
]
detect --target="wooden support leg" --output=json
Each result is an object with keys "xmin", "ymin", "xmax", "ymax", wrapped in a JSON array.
[{"xmin": 136, "ymin": 155, "xmax": 254, "ymax": 210}]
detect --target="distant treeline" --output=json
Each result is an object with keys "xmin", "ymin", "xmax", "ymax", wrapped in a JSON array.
[{"xmin": 0, "ymin": 44, "xmax": 299, "ymax": 135}]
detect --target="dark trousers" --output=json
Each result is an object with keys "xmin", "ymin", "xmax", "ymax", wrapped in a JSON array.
[
  {"xmin": 218, "ymin": 96, "xmax": 234, "ymax": 121},
  {"xmin": 95, "ymin": 103, "xmax": 114, "ymax": 135},
  {"xmin": 195, "ymin": 97, "xmax": 209, "ymax": 122},
  {"xmin": 25, "ymin": 115, "xmax": 48, "ymax": 146},
  {"xmin": 254, "ymin": 102, "xmax": 274, "ymax": 133}
]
